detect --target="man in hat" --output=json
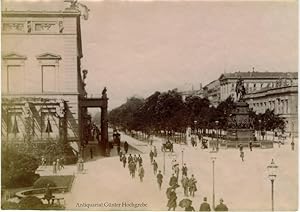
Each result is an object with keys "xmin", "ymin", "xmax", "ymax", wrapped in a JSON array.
[
  {"xmin": 182, "ymin": 163, "xmax": 188, "ymax": 177},
  {"xmin": 157, "ymin": 170, "xmax": 163, "ymax": 190},
  {"xmin": 199, "ymin": 197, "xmax": 211, "ymax": 211},
  {"xmin": 215, "ymin": 198, "xmax": 228, "ymax": 211},
  {"xmin": 169, "ymin": 174, "xmax": 178, "ymax": 187},
  {"xmin": 167, "ymin": 188, "xmax": 177, "ymax": 211},
  {"xmin": 153, "ymin": 160, "xmax": 158, "ymax": 175},
  {"xmin": 124, "ymin": 141, "xmax": 129, "ymax": 153}
]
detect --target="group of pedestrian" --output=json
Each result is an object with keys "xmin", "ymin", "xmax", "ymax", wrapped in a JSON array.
[
  {"xmin": 52, "ymin": 158, "xmax": 64, "ymax": 174},
  {"xmin": 120, "ymin": 153, "xmax": 145, "ymax": 182}
]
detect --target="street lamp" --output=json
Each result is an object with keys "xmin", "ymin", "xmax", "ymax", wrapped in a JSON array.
[
  {"xmin": 181, "ymin": 148, "xmax": 184, "ymax": 168},
  {"xmin": 211, "ymin": 156, "xmax": 217, "ymax": 209},
  {"xmin": 267, "ymin": 159, "xmax": 278, "ymax": 211},
  {"xmin": 194, "ymin": 120, "xmax": 198, "ymax": 135}
]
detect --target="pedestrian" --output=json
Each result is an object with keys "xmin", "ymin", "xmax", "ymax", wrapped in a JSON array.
[
  {"xmin": 167, "ymin": 188, "xmax": 177, "ymax": 211},
  {"xmin": 215, "ymin": 198, "xmax": 228, "ymax": 211},
  {"xmin": 132, "ymin": 161, "xmax": 137, "ymax": 178},
  {"xmin": 134, "ymin": 154, "xmax": 138, "ymax": 163},
  {"xmin": 138, "ymin": 154, "xmax": 143, "ymax": 167},
  {"xmin": 239, "ymin": 144, "xmax": 243, "ymax": 152},
  {"xmin": 122, "ymin": 155, "xmax": 127, "ymax": 168},
  {"xmin": 41, "ymin": 156, "xmax": 46, "ymax": 167},
  {"xmin": 138, "ymin": 165, "xmax": 145, "ymax": 182},
  {"xmin": 188, "ymin": 174, "xmax": 197, "ymax": 197},
  {"xmin": 149, "ymin": 150, "xmax": 154, "ymax": 163},
  {"xmin": 90, "ymin": 147, "xmax": 93, "ymax": 159},
  {"xmin": 157, "ymin": 170, "xmax": 163, "ymax": 190},
  {"xmin": 124, "ymin": 141, "xmax": 129, "ymax": 154},
  {"xmin": 128, "ymin": 154, "xmax": 133, "ymax": 163},
  {"xmin": 181, "ymin": 175, "xmax": 189, "ymax": 197},
  {"xmin": 119, "ymin": 152, "xmax": 123, "ymax": 162},
  {"xmin": 199, "ymin": 197, "xmax": 211, "ymax": 211},
  {"xmin": 153, "ymin": 160, "xmax": 158, "ymax": 175},
  {"xmin": 60, "ymin": 157, "xmax": 65, "ymax": 169},
  {"xmin": 249, "ymin": 141, "xmax": 253, "ymax": 151},
  {"xmin": 153, "ymin": 146, "xmax": 158, "ymax": 157},
  {"xmin": 56, "ymin": 158, "xmax": 60, "ymax": 171},
  {"xmin": 128, "ymin": 161, "xmax": 135, "ymax": 178},
  {"xmin": 52, "ymin": 161, "xmax": 57, "ymax": 174},
  {"xmin": 240, "ymin": 151, "xmax": 244, "ymax": 162},
  {"xmin": 291, "ymin": 141, "xmax": 295, "ymax": 151},
  {"xmin": 169, "ymin": 174, "xmax": 178, "ymax": 187},
  {"xmin": 182, "ymin": 163, "xmax": 188, "ymax": 177},
  {"xmin": 174, "ymin": 164, "xmax": 180, "ymax": 180}
]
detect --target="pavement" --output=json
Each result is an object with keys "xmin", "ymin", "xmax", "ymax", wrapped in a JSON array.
[{"xmin": 62, "ymin": 132, "xmax": 297, "ymax": 211}]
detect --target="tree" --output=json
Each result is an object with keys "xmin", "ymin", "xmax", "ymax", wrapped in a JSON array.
[{"xmin": 2, "ymin": 148, "xmax": 40, "ymax": 188}]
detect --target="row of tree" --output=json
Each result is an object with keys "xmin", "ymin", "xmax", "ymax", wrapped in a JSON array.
[{"xmin": 108, "ymin": 89, "xmax": 285, "ymax": 135}]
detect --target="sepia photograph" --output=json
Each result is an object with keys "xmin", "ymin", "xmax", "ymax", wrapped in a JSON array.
[{"xmin": 1, "ymin": 0, "xmax": 298, "ymax": 211}]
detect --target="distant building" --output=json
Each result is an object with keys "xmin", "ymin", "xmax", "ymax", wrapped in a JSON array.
[
  {"xmin": 244, "ymin": 84, "xmax": 298, "ymax": 134},
  {"xmin": 176, "ymin": 83, "xmax": 204, "ymax": 100},
  {"xmin": 204, "ymin": 70, "xmax": 298, "ymax": 133},
  {"xmin": 219, "ymin": 71, "xmax": 298, "ymax": 101},
  {"xmin": 203, "ymin": 80, "xmax": 220, "ymax": 107}
]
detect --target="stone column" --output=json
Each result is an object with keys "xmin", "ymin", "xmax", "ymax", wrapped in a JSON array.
[{"xmin": 101, "ymin": 96, "xmax": 109, "ymax": 156}]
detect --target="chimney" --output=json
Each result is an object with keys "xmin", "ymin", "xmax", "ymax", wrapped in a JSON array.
[{"xmin": 199, "ymin": 83, "xmax": 202, "ymax": 90}]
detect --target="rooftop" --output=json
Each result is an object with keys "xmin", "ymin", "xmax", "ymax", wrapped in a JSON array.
[{"xmin": 219, "ymin": 71, "xmax": 298, "ymax": 80}]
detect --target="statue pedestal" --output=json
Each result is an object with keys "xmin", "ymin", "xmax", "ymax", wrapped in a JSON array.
[{"xmin": 226, "ymin": 101, "xmax": 254, "ymax": 148}]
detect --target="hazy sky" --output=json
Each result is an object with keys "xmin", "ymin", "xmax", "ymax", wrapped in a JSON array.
[
  {"xmin": 3, "ymin": 0, "xmax": 298, "ymax": 109},
  {"xmin": 79, "ymin": 1, "xmax": 297, "ymax": 109}
]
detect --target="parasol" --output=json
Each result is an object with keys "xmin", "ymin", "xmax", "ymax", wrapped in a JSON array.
[{"xmin": 179, "ymin": 198, "xmax": 192, "ymax": 208}]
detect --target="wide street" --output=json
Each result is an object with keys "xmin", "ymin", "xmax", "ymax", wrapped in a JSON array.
[{"xmin": 65, "ymin": 134, "xmax": 297, "ymax": 211}]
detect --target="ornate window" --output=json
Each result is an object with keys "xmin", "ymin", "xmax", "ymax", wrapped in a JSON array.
[
  {"xmin": 2, "ymin": 53, "xmax": 27, "ymax": 94},
  {"xmin": 36, "ymin": 53, "xmax": 61, "ymax": 93}
]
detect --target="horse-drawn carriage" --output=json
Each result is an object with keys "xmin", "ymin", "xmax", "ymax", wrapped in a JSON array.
[{"xmin": 161, "ymin": 140, "xmax": 174, "ymax": 152}]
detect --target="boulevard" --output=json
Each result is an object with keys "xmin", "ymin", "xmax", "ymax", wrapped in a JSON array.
[{"xmin": 65, "ymin": 133, "xmax": 297, "ymax": 211}]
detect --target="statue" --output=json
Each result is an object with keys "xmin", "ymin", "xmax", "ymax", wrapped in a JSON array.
[
  {"xmin": 235, "ymin": 77, "xmax": 246, "ymax": 101},
  {"xmin": 102, "ymin": 87, "xmax": 107, "ymax": 99}
]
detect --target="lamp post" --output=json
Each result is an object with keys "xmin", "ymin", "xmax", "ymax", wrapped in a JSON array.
[
  {"xmin": 211, "ymin": 156, "xmax": 217, "ymax": 209},
  {"xmin": 267, "ymin": 159, "xmax": 278, "ymax": 211}
]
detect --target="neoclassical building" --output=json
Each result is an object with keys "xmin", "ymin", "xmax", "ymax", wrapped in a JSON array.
[
  {"xmin": 219, "ymin": 71, "xmax": 297, "ymax": 101},
  {"xmin": 1, "ymin": 1, "xmax": 109, "ymax": 158},
  {"xmin": 204, "ymin": 71, "xmax": 298, "ymax": 134},
  {"xmin": 244, "ymin": 85, "xmax": 298, "ymax": 134}
]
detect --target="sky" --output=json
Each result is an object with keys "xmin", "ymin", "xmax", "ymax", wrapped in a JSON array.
[
  {"xmin": 79, "ymin": 1, "xmax": 297, "ymax": 109},
  {"xmin": 2, "ymin": 0, "xmax": 298, "ymax": 109}
]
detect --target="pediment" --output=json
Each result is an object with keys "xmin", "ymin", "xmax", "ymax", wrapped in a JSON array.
[
  {"xmin": 36, "ymin": 53, "xmax": 61, "ymax": 60},
  {"xmin": 2, "ymin": 53, "xmax": 27, "ymax": 60}
]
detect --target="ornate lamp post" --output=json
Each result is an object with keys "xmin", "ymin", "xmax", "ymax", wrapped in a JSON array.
[
  {"xmin": 211, "ymin": 156, "xmax": 217, "ymax": 209},
  {"xmin": 267, "ymin": 159, "xmax": 278, "ymax": 211}
]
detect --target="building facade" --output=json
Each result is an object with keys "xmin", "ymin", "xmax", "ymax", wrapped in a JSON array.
[
  {"xmin": 203, "ymin": 79, "xmax": 220, "ymax": 107},
  {"xmin": 1, "ymin": 1, "xmax": 91, "ymax": 156},
  {"xmin": 244, "ymin": 85, "xmax": 298, "ymax": 134},
  {"xmin": 219, "ymin": 71, "xmax": 297, "ymax": 102}
]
